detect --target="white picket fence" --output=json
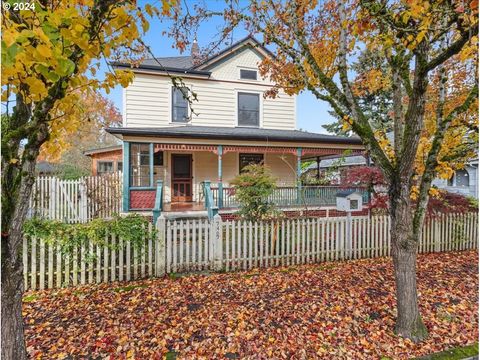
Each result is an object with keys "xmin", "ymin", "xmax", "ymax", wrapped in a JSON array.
[
  {"xmin": 23, "ymin": 212, "xmax": 478, "ymax": 290},
  {"xmin": 28, "ymin": 172, "xmax": 122, "ymax": 223}
]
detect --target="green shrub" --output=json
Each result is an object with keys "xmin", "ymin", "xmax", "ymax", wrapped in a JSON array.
[
  {"xmin": 230, "ymin": 164, "xmax": 282, "ymax": 221},
  {"xmin": 23, "ymin": 214, "xmax": 152, "ymax": 256}
]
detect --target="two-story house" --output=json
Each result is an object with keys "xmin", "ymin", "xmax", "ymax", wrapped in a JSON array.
[{"xmin": 107, "ymin": 36, "xmax": 365, "ymax": 218}]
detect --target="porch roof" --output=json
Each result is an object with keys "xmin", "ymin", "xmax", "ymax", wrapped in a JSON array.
[{"xmin": 106, "ymin": 126, "xmax": 363, "ymax": 145}]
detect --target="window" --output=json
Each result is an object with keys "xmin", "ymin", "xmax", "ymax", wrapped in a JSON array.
[
  {"xmin": 97, "ymin": 161, "xmax": 114, "ymax": 175},
  {"xmin": 172, "ymin": 87, "xmax": 189, "ymax": 123},
  {"xmin": 448, "ymin": 170, "xmax": 470, "ymax": 187},
  {"xmin": 117, "ymin": 161, "xmax": 123, "ymax": 172},
  {"xmin": 130, "ymin": 143, "xmax": 150, "ymax": 187},
  {"xmin": 350, "ymin": 199, "xmax": 359, "ymax": 210},
  {"xmin": 153, "ymin": 149, "xmax": 164, "ymax": 183},
  {"xmin": 238, "ymin": 92, "xmax": 260, "ymax": 127},
  {"xmin": 239, "ymin": 153, "xmax": 264, "ymax": 172},
  {"xmin": 240, "ymin": 69, "xmax": 257, "ymax": 80},
  {"xmin": 153, "ymin": 150, "xmax": 163, "ymax": 166},
  {"xmin": 455, "ymin": 169, "xmax": 469, "ymax": 187}
]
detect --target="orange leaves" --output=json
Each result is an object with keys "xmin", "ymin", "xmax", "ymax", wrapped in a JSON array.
[
  {"xmin": 22, "ymin": 251, "xmax": 478, "ymax": 359},
  {"xmin": 353, "ymin": 68, "xmax": 391, "ymax": 97}
]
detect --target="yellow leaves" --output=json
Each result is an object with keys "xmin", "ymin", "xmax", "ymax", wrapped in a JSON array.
[
  {"xmin": 145, "ymin": 4, "xmax": 154, "ymax": 17},
  {"xmin": 2, "ymin": 28, "xmax": 18, "ymax": 47},
  {"xmin": 374, "ymin": 130, "xmax": 395, "ymax": 161},
  {"xmin": 36, "ymin": 44, "xmax": 52, "ymax": 58},
  {"xmin": 458, "ymin": 36, "xmax": 478, "ymax": 61},
  {"xmin": 428, "ymin": 188, "xmax": 441, "ymax": 198},
  {"xmin": 410, "ymin": 185, "xmax": 419, "ymax": 200},
  {"xmin": 25, "ymin": 77, "xmax": 47, "ymax": 96}
]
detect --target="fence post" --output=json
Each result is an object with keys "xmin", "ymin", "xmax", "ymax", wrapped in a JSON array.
[
  {"xmin": 49, "ymin": 177, "xmax": 56, "ymax": 220},
  {"xmin": 156, "ymin": 214, "xmax": 166, "ymax": 276},
  {"xmin": 346, "ymin": 211, "xmax": 352, "ymax": 259},
  {"xmin": 79, "ymin": 180, "xmax": 88, "ymax": 223},
  {"xmin": 434, "ymin": 213, "xmax": 440, "ymax": 252},
  {"xmin": 211, "ymin": 214, "xmax": 223, "ymax": 271}
]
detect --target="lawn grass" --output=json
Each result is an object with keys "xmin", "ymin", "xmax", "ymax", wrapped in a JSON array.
[{"xmin": 414, "ymin": 343, "xmax": 478, "ymax": 360}]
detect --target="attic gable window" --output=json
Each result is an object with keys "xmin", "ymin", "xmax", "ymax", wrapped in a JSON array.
[
  {"xmin": 238, "ymin": 92, "xmax": 260, "ymax": 127},
  {"xmin": 240, "ymin": 69, "xmax": 257, "ymax": 80},
  {"xmin": 172, "ymin": 87, "xmax": 189, "ymax": 123}
]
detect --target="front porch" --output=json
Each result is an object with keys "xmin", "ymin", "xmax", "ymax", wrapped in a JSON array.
[{"xmin": 120, "ymin": 141, "xmax": 368, "ymax": 220}]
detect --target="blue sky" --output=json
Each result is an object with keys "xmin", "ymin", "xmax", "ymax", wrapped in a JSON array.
[{"xmin": 102, "ymin": 2, "xmax": 336, "ymax": 134}]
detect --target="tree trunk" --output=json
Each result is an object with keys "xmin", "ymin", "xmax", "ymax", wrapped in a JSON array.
[
  {"xmin": 390, "ymin": 185, "xmax": 428, "ymax": 342},
  {"xmin": 1, "ymin": 236, "xmax": 27, "ymax": 360},
  {"xmin": 1, "ymin": 160, "xmax": 38, "ymax": 360}
]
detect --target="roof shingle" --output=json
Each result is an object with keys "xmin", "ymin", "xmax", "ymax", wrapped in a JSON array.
[{"xmin": 106, "ymin": 126, "xmax": 363, "ymax": 145}]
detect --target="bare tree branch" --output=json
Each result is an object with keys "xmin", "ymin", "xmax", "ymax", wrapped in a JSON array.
[{"xmin": 424, "ymin": 23, "xmax": 478, "ymax": 73}]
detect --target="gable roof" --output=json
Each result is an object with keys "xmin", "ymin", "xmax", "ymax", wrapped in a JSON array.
[
  {"xmin": 336, "ymin": 190, "xmax": 359, "ymax": 198},
  {"xmin": 84, "ymin": 145, "xmax": 122, "ymax": 157},
  {"xmin": 111, "ymin": 35, "xmax": 273, "ymax": 76},
  {"xmin": 141, "ymin": 55, "xmax": 193, "ymax": 70},
  {"xmin": 194, "ymin": 35, "xmax": 274, "ymax": 71}
]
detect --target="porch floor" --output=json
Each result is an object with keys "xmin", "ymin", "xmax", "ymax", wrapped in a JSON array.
[{"xmin": 163, "ymin": 202, "xmax": 206, "ymax": 212}]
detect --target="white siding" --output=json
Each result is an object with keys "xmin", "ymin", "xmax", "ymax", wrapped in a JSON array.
[
  {"xmin": 161, "ymin": 151, "xmax": 297, "ymax": 203},
  {"xmin": 209, "ymin": 48, "xmax": 267, "ymax": 83},
  {"xmin": 124, "ymin": 48, "xmax": 296, "ymax": 129},
  {"xmin": 264, "ymin": 153, "xmax": 297, "ymax": 186}
]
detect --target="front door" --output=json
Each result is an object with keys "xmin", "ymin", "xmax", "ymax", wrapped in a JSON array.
[{"xmin": 171, "ymin": 154, "xmax": 193, "ymax": 202}]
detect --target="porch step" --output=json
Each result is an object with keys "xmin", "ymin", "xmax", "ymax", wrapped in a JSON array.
[{"xmin": 162, "ymin": 210, "xmax": 209, "ymax": 220}]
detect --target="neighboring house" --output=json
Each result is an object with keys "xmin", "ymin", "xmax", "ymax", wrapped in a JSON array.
[
  {"xmin": 84, "ymin": 145, "xmax": 123, "ymax": 176},
  {"xmin": 303, "ymin": 154, "xmax": 367, "ymax": 183},
  {"xmin": 107, "ymin": 36, "xmax": 365, "ymax": 217},
  {"xmin": 432, "ymin": 159, "xmax": 478, "ymax": 199},
  {"xmin": 307, "ymin": 154, "xmax": 479, "ymax": 200}
]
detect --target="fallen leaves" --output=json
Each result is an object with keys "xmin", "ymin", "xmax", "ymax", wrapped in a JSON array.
[{"xmin": 23, "ymin": 251, "xmax": 478, "ymax": 359}]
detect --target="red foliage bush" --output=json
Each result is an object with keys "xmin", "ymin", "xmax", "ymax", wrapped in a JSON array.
[
  {"xmin": 342, "ymin": 166, "xmax": 385, "ymax": 187},
  {"xmin": 340, "ymin": 166, "xmax": 478, "ymax": 215},
  {"xmin": 426, "ymin": 191, "xmax": 478, "ymax": 215}
]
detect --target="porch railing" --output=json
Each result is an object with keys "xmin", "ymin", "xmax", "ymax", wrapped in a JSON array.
[{"xmin": 210, "ymin": 185, "xmax": 369, "ymax": 209}]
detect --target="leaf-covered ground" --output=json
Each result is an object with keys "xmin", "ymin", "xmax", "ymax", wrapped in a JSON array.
[{"xmin": 24, "ymin": 251, "xmax": 478, "ymax": 359}]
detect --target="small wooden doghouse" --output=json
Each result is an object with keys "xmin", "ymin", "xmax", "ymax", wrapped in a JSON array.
[{"xmin": 336, "ymin": 190, "xmax": 363, "ymax": 212}]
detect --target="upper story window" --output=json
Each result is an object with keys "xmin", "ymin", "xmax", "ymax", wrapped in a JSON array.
[
  {"xmin": 240, "ymin": 69, "xmax": 257, "ymax": 80},
  {"xmin": 172, "ymin": 87, "xmax": 189, "ymax": 123},
  {"xmin": 238, "ymin": 92, "xmax": 260, "ymax": 127}
]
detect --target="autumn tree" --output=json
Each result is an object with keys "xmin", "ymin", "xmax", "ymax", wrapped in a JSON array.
[
  {"xmin": 323, "ymin": 48, "xmax": 394, "ymax": 135},
  {"xmin": 171, "ymin": 0, "xmax": 478, "ymax": 341},
  {"xmin": 38, "ymin": 90, "xmax": 123, "ymax": 178},
  {"xmin": 39, "ymin": 90, "xmax": 122, "ymax": 162},
  {"xmin": 1, "ymin": 1, "xmax": 173, "ymax": 358}
]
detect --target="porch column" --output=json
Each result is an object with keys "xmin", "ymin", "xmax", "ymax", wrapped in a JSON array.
[
  {"xmin": 316, "ymin": 156, "xmax": 321, "ymax": 180},
  {"xmin": 217, "ymin": 145, "xmax": 223, "ymax": 209},
  {"xmin": 122, "ymin": 141, "xmax": 130, "ymax": 212},
  {"xmin": 297, "ymin": 147, "xmax": 302, "ymax": 204},
  {"xmin": 149, "ymin": 143, "xmax": 154, "ymax": 187}
]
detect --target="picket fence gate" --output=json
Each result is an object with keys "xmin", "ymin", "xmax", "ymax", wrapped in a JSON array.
[
  {"xmin": 24, "ymin": 212, "xmax": 478, "ymax": 290},
  {"xmin": 28, "ymin": 172, "xmax": 122, "ymax": 223}
]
